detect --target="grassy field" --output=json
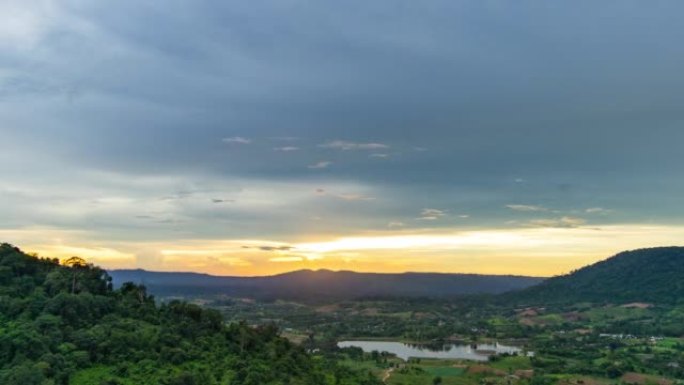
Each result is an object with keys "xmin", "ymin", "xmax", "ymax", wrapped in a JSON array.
[
  {"xmin": 341, "ymin": 355, "xmax": 537, "ymax": 385},
  {"xmin": 487, "ymin": 355, "xmax": 533, "ymax": 371}
]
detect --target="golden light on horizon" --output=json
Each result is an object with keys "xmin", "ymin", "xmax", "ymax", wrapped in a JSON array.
[
  {"xmin": 296, "ymin": 231, "xmax": 542, "ymax": 253},
  {"xmin": 4, "ymin": 224, "xmax": 684, "ymax": 277}
]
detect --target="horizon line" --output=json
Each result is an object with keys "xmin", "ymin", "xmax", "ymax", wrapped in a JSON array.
[{"xmin": 107, "ymin": 267, "xmax": 552, "ymax": 279}]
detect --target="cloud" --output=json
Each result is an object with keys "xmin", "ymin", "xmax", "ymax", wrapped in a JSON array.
[
  {"xmin": 3, "ymin": 0, "xmax": 684, "ymax": 277},
  {"xmin": 418, "ymin": 208, "xmax": 447, "ymax": 220},
  {"xmin": 239, "ymin": 242, "xmax": 296, "ymax": 253},
  {"xmin": 273, "ymin": 146, "xmax": 300, "ymax": 152},
  {"xmin": 319, "ymin": 140, "xmax": 389, "ymax": 151},
  {"xmin": 308, "ymin": 161, "xmax": 332, "ymax": 169},
  {"xmin": 314, "ymin": 188, "xmax": 374, "ymax": 201},
  {"xmin": 388, "ymin": 221, "xmax": 405, "ymax": 228},
  {"xmin": 506, "ymin": 204, "xmax": 548, "ymax": 212},
  {"xmin": 222, "ymin": 137, "xmax": 252, "ymax": 144},
  {"xmin": 370, "ymin": 153, "xmax": 389, "ymax": 158},
  {"xmin": 269, "ymin": 256, "xmax": 304, "ymax": 262},
  {"xmin": 258, "ymin": 245, "xmax": 293, "ymax": 251},
  {"xmin": 529, "ymin": 216, "xmax": 586, "ymax": 228},
  {"xmin": 211, "ymin": 198, "xmax": 234, "ymax": 203},
  {"xmin": 586, "ymin": 207, "xmax": 611, "ymax": 214},
  {"xmin": 159, "ymin": 191, "xmax": 194, "ymax": 201},
  {"xmin": 0, "ymin": 2, "xmax": 57, "ymax": 49},
  {"xmin": 336, "ymin": 194, "xmax": 375, "ymax": 201},
  {"xmin": 161, "ymin": 250, "xmax": 252, "ymax": 267}
]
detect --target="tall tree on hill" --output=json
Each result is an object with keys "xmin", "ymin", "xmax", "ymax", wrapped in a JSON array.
[{"xmin": 63, "ymin": 256, "xmax": 88, "ymax": 294}]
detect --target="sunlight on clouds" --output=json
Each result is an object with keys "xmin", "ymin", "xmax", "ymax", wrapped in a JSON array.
[
  {"xmin": 4, "ymin": 225, "xmax": 684, "ymax": 277},
  {"xmin": 269, "ymin": 256, "xmax": 304, "ymax": 262},
  {"xmin": 296, "ymin": 231, "xmax": 537, "ymax": 253},
  {"xmin": 160, "ymin": 249, "xmax": 244, "ymax": 256},
  {"xmin": 35, "ymin": 245, "xmax": 135, "ymax": 265},
  {"xmin": 0, "ymin": 227, "xmax": 127, "ymax": 260},
  {"xmin": 292, "ymin": 225, "xmax": 684, "ymax": 276},
  {"xmin": 0, "ymin": 228, "xmax": 136, "ymax": 268},
  {"xmin": 121, "ymin": 225, "xmax": 684, "ymax": 276},
  {"xmin": 162, "ymin": 254, "xmax": 251, "ymax": 268}
]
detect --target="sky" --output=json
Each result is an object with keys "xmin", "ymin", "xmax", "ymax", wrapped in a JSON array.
[{"xmin": 2, "ymin": 1, "xmax": 684, "ymax": 277}]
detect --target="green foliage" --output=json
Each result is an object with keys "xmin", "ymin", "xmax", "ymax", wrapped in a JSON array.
[
  {"xmin": 511, "ymin": 247, "xmax": 684, "ymax": 305},
  {"xmin": 0, "ymin": 243, "xmax": 380, "ymax": 385}
]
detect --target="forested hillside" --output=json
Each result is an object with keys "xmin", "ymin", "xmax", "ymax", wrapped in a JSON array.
[
  {"xmin": 0, "ymin": 244, "xmax": 379, "ymax": 385},
  {"xmin": 511, "ymin": 246, "xmax": 684, "ymax": 305}
]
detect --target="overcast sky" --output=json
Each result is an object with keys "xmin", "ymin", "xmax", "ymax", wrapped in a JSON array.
[{"xmin": 2, "ymin": 1, "xmax": 684, "ymax": 276}]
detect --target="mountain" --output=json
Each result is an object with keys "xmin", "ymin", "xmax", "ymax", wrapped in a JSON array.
[
  {"xmin": 0, "ymin": 244, "xmax": 379, "ymax": 385},
  {"xmin": 109, "ymin": 268, "xmax": 544, "ymax": 301},
  {"xmin": 510, "ymin": 246, "xmax": 684, "ymax": 305}
]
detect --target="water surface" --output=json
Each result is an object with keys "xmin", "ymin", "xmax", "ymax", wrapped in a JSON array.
[{"xmin": 337, "ymin": 340, "xmax": 522, "ymax": 361}]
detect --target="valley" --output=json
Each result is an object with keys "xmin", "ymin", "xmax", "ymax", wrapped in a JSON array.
[
  {"xmin": 134, "ymin": 247, "xmax": 684, "ymax": 384},
  {"xmin": 2, "ymin": 244, "xmax": 684, "ymax": 384},
  {"xmin": 5, "ymin": 4, "xmax": 682, "ymax": 384},
  {"xmin": 176, "ymin": 293, "xmax": 684, "ymax": 384}
]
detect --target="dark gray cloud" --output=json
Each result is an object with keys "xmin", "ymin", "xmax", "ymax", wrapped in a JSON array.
[
  {"xmin": 257, "ymin": 246, "xmax": 294, "ymax": 252},
  {"xmin": 2, "ymin": 0, "xmax": 684, "ymax": 248}
]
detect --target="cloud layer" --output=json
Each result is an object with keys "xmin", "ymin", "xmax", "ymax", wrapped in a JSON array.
[{"xmin": 2, "ymin": 1, "xmax": 684, "ymax": 275}]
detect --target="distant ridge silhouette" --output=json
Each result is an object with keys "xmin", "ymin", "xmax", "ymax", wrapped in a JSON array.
[{"xmin": 109, "ymin": 268, "xmax": 544, "ymax": 302}]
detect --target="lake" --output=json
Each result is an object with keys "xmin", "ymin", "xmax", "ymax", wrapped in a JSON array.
[{"xmin": 337, "ymin": 340, "xmax": 524, "ymax": 361}]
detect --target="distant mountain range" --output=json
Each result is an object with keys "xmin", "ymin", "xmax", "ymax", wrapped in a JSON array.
[
  {"xmin": 109, "ymin": 269, "xmax": 545, "ymax": 301},
  {"xmin": 111, "ymin": 246, "xmax": 684, "ymax": 304},
  {"xmin": 510, "ymin": 246, "xmax": 684, "ymax": 304}
]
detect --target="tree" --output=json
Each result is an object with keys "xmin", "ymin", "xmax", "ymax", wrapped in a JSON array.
[
  {"xmin": 0, "ymin": 244, "xmax": 384, "ymax": 385},
  {"xmin": 63, "ymin": 256, "xmax": 87, "ymax": 267},
  {"xmin": 63, "ymin": 256, "xmax": 88, "ymax": 294}
]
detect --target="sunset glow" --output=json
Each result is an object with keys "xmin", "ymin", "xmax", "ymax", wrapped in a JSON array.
[{"xmin": 2, "ymin": 224, "xmax": 681, "ymax": 277}]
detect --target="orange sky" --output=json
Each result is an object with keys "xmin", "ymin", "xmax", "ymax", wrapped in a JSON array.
[{"xmin": 5, "ymin": 224, "xmax": 684, "ymax": 277}]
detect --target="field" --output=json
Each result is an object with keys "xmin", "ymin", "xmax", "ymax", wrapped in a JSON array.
[{"xmin": 188, "ymin": 295, "xmax": 684, "ymax": 383}]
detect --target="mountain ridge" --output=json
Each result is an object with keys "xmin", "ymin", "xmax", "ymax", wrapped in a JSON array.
[
  {"xmin": 111, "ymin": 267, "xmax": 543, "ymax": 279},
  {"xmin": 509, "ymin": 246, "xmax": 684, "ymax": 305},
  {"xmin": 109, "ymin": 268, "xmax": 545, "ymax": 301},
  {"xmin": 112, "ymin": 247, "xmax": 684, "ymax": 304}
]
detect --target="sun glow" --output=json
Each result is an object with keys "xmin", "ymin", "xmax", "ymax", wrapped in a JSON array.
[
  {"xmin": 5, "ymin": 225, "xmax": 684, "ymax": 277},
  {"xmin": 296, "ymin": 231, "xmax": 541, "ymax": 253}
]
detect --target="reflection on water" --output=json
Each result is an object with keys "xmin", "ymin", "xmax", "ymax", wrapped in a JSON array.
[{"xmin": 337, "ymin": 340, "xmax": 523, "ymax": 361}]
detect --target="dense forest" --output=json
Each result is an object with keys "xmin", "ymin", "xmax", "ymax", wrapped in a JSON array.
[
  {"xmin": 510, "ymin": 247, "xmax": 684, "ymax": 305},
  {"xmin": 0, "ymin": 243, "xmax": 380, "ymax": 385}
]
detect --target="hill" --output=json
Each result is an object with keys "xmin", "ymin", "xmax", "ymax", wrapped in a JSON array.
[
  {"xmin": 510, "ymin": 246, "xmax": 684, "ymax": 305},
  {"xmin": 0, "ymin": 244, "xmax": 379, "ymax": 385},
  {"xmin": 109, "ymin": 269, "xmax": 544, "ymax": 302}
]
